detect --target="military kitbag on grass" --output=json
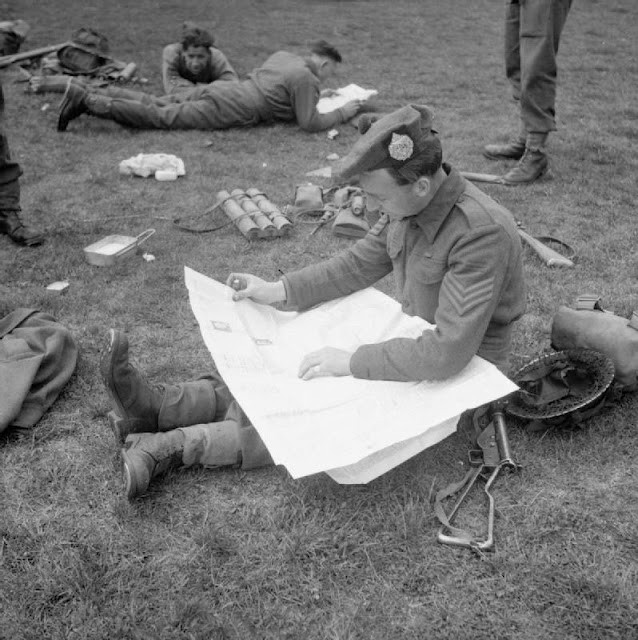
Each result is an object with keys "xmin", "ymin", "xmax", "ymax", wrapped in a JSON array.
[
  {"xmin": 57, "ymin": 27, "xmax": 111, "ymax": 74},
  {"xmin": 0, "ymin": 19, "xmax": 30, "ymax": 56},
  {"xmin": 550, "ymin": 294, "xmax": 638, "ymax": 392},
  {"xmin": 0, "ymin": 308, "xmax": 78, "ymax": 435}
]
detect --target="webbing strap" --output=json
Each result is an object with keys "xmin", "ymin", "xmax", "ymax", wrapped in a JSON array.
[{"xmin": 433, "ymin": 466, "xmax": 481, "ymax": 542}]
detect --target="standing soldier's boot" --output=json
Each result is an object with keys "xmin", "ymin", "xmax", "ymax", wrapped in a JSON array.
[
  {"xmin": 482, "ymin": 137, "xmax": 526, "ymax": 161},
  {"xmin": 502, "ymin": 133, "xmax": 549, "ymax": 185},
  {"xmin": 0, "ymin": 209, "xmax": 44, "ymax": 245},
  {"xmin": 100, "ymin": 329, "xmax": 217, "ymax": 441},
  {"xmin": 122, "ymin": 421, "xmax": 243, "ymax": 499},
  {"xmin": 483, "ymin": 119, "xmax": 527, "ymax": 161}
]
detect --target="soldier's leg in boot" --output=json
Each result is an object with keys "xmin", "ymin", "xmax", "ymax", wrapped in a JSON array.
[
  {"xmin": 101, "ymin": 328, "xmax": 218, "ymax": 440},
  {"xmin": 0, "ymin": 89, "xmax": 44, "ymax": 245},
  {"xmin": 109, "ymin": 377, "xmax": 219, "ymax": 441},
  {"xmin": 121, "ymin": 429, "xmax": 186, "ymax": 499},
  {"xmin": 158, "ymin": 377, "xmax": 218, "ymax": 430},
  {"xmin": 90, "ymin": 97, "xmax": 228, "ymax": 130},
  {"xmin": 503, "ymin": 0, "xmax": 572, "ymax": 184},
  {"xmin": 121, "ymin": 418, "xmax": 270, "ymax": 499}
]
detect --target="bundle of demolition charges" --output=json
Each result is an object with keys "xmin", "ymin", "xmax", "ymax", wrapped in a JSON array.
[{"xmin": 217, "ymin": 188, "xmax": 292, "ymax": 239}]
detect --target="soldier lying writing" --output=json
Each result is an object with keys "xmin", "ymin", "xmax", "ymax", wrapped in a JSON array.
[{"xmin": 57, "ymin": 40, "xmax": 362, "ymax": 133}]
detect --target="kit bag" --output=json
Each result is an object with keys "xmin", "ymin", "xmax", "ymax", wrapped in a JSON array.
[
  {"xmin": 0, "ymin": 308, "xmax": 78, "ymax": 434},
  {"xmin": 550, "ymin": 294, "xmax": 638, "ymax": 391},
  {"xmin": 57, "ymin": 27, "xmax": 110, "ymax": 74},
  {"xmin": 0, "ymin": 20, "xmax": 30, "ymax": 55}
]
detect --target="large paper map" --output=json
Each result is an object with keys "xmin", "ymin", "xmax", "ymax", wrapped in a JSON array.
[{"xmin": 185, "ymin": 268, "xmax": 517, "ymax": 483}]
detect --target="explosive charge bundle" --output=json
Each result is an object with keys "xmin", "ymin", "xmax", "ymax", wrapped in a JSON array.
[{"xmin": 217, "ymin": 188, "xmax": 292, "ymax": 240}]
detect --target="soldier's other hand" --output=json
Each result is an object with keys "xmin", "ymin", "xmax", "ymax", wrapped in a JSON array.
[
  {"xmin": 298, "ymin": 347, "xmax": 353, "ymax": 380},
  {"xmin": 226, "ymin": 272, "xmax": 286, "ymax": 305}
]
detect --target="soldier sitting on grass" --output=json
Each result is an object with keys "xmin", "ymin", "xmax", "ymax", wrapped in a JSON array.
[
  {"xmin": 56, "ymin": 40, "xmax": 363, "ymax": 133},
  {"xmin": 99, "ymin": 104, "xmax": 526, "ymax": 500}
]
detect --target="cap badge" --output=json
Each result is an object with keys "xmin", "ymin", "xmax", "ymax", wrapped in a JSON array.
[{"xmin": 388, "ymin": 133, "xmax": 413, "ymax": 161}]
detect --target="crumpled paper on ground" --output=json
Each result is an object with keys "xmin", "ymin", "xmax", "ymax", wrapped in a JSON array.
[{"xmin": 118, "ymin": 153, "xmax": 186, "ymax": 179}]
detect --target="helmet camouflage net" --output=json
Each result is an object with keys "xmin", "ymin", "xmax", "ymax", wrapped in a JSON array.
[{"xmin": 507, "ymin": 348, "xmax": 615, "ymax": 423}]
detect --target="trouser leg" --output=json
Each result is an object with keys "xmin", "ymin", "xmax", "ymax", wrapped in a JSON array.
[
  {"xmin": 158, "ymin": 373, "xmax": 272, "ymax": 469},
  {"xmin": 500, "ymin": 1, "xmax": 527, "ymax": 145},
  {"xmin": 98, "ymin": 97, "xmax": 228, "ymax": 130},
  {"xmin": 505, "ymin": 0, "xmax": 522, "ymax": 103},
  {"xmin": 100, "ymin": 85, "xmax": 207, "ymax": 106},
  {"xmin": 157, "ymin": 378, "xmax": 218, "ymax": 429},
  {"xmin": 518, "ymin": 0, "xmax": 572, "ymax": 134},
  {"xmin": 0, "ymin": 94, "xmax": 23, "ymax": 211},
  {"xmin": 0, "ymin": 160, "xmax": 21, "ymax": 211},
  {"xmin": 121, "ymin": 418, "xmax": 273, "ymax": 499},
  {"xmin": 0, "ymin": 83, "xmax": 43, "ymax": 245},
  {"xmin": 180, "ymin": 420, "xmax": 273, "ymax": 470}
]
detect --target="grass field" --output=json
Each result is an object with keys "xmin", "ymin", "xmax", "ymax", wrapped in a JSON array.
[{"xmin": 1, "ymin": 0, "xmax": 638, "ymax": 638}]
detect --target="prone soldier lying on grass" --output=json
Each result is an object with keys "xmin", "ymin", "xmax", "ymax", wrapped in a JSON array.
[
  {"xmin": 100, "ymin": 105, "xmax": 526, "ymax": 499},
  {"xmin": 162, "ymin": 21, "xmax": 238, "ymax": 94},
  {"xmin": 57, "ymin": 40, "xmax": 363, "ymax": 133}
]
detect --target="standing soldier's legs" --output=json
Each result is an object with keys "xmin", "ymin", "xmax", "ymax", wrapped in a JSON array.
[
  {"xmin": 483, "ymin": 0, "xmax": 527, "ymax": 161},
  {"xmin": 517, "ymin": 0, "xmax": 572, "ymax": 136},
  {"xmin": 0, "ymin": 82, "xmax": 44, "ymax": 246},
  {"xmin": 503, "ymin": 0, "xmax": 572, "ymax": 184}
]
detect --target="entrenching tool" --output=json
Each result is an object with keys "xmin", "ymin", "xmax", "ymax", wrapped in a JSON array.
[
  {"xmin": 459, "ymin": 170, "xmax": 506, "ymax": 185},
  {"xmin": 434, "ymin": 403, "xmax": 520, "ymax": 552}
]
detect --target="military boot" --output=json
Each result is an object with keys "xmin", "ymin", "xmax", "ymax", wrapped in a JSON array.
[
  {"xmin": 58, "ymin": 82, "xmax": 113, "ymax": 131},
  {"xmin": 482, "ymin": 138, "xmax": 526, "ymax": 161},
  {"xmin": 57, "ymin": 81, "xmax": 89, "ymax": 131},
  {"xmin": 100, "ymin": 329, "xmax": 164, "ymax": 441},
  {"xmin": 121, "ymin": 430, "xmax": 185, "ymax": 499},
  {"xmin": 0, "ymin": 209, "xmax": 44, "ymax": 246},
  {"xmin": 101, "ymin": 329, "xmax": 219, "ymax": 442},
  {"xmin": 121, "ymin": 422, "xmax": 244, "ymax": 499},
  {"xmin": 502, "ymin": 147, "xmax": 549, "ymax": 185}
]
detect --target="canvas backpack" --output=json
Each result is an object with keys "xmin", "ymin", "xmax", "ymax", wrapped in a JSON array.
[
  {"xmin": 57, "ymin": 27, "xmax": 111, "ymax": 74},
  {"xmin": 551, "ymin": 295, "xmax": 638, "ymax": 392}
]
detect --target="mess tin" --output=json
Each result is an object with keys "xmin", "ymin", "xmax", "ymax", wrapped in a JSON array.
[{"xmin": 83, "ymin": 228, "xmax": 155, "ymax": 266}]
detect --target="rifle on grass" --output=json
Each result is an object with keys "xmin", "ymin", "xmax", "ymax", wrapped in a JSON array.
[
  {"xmin": 435, "ymin": 403, "xmax": 520, "ymax": 552},
  {"xmin": 0, "ymin": 43, "xmax": 69, "ymax": 69}
]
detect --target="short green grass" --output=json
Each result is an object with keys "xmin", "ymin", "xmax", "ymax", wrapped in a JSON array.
[{"xmin": 1, "ymin": 0, "xmax": 637, "ymax": 638}]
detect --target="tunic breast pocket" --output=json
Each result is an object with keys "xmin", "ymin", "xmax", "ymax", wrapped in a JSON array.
[{"xmin": 410, "ymin": 255, "xmax": 447, "ymax": 285}]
